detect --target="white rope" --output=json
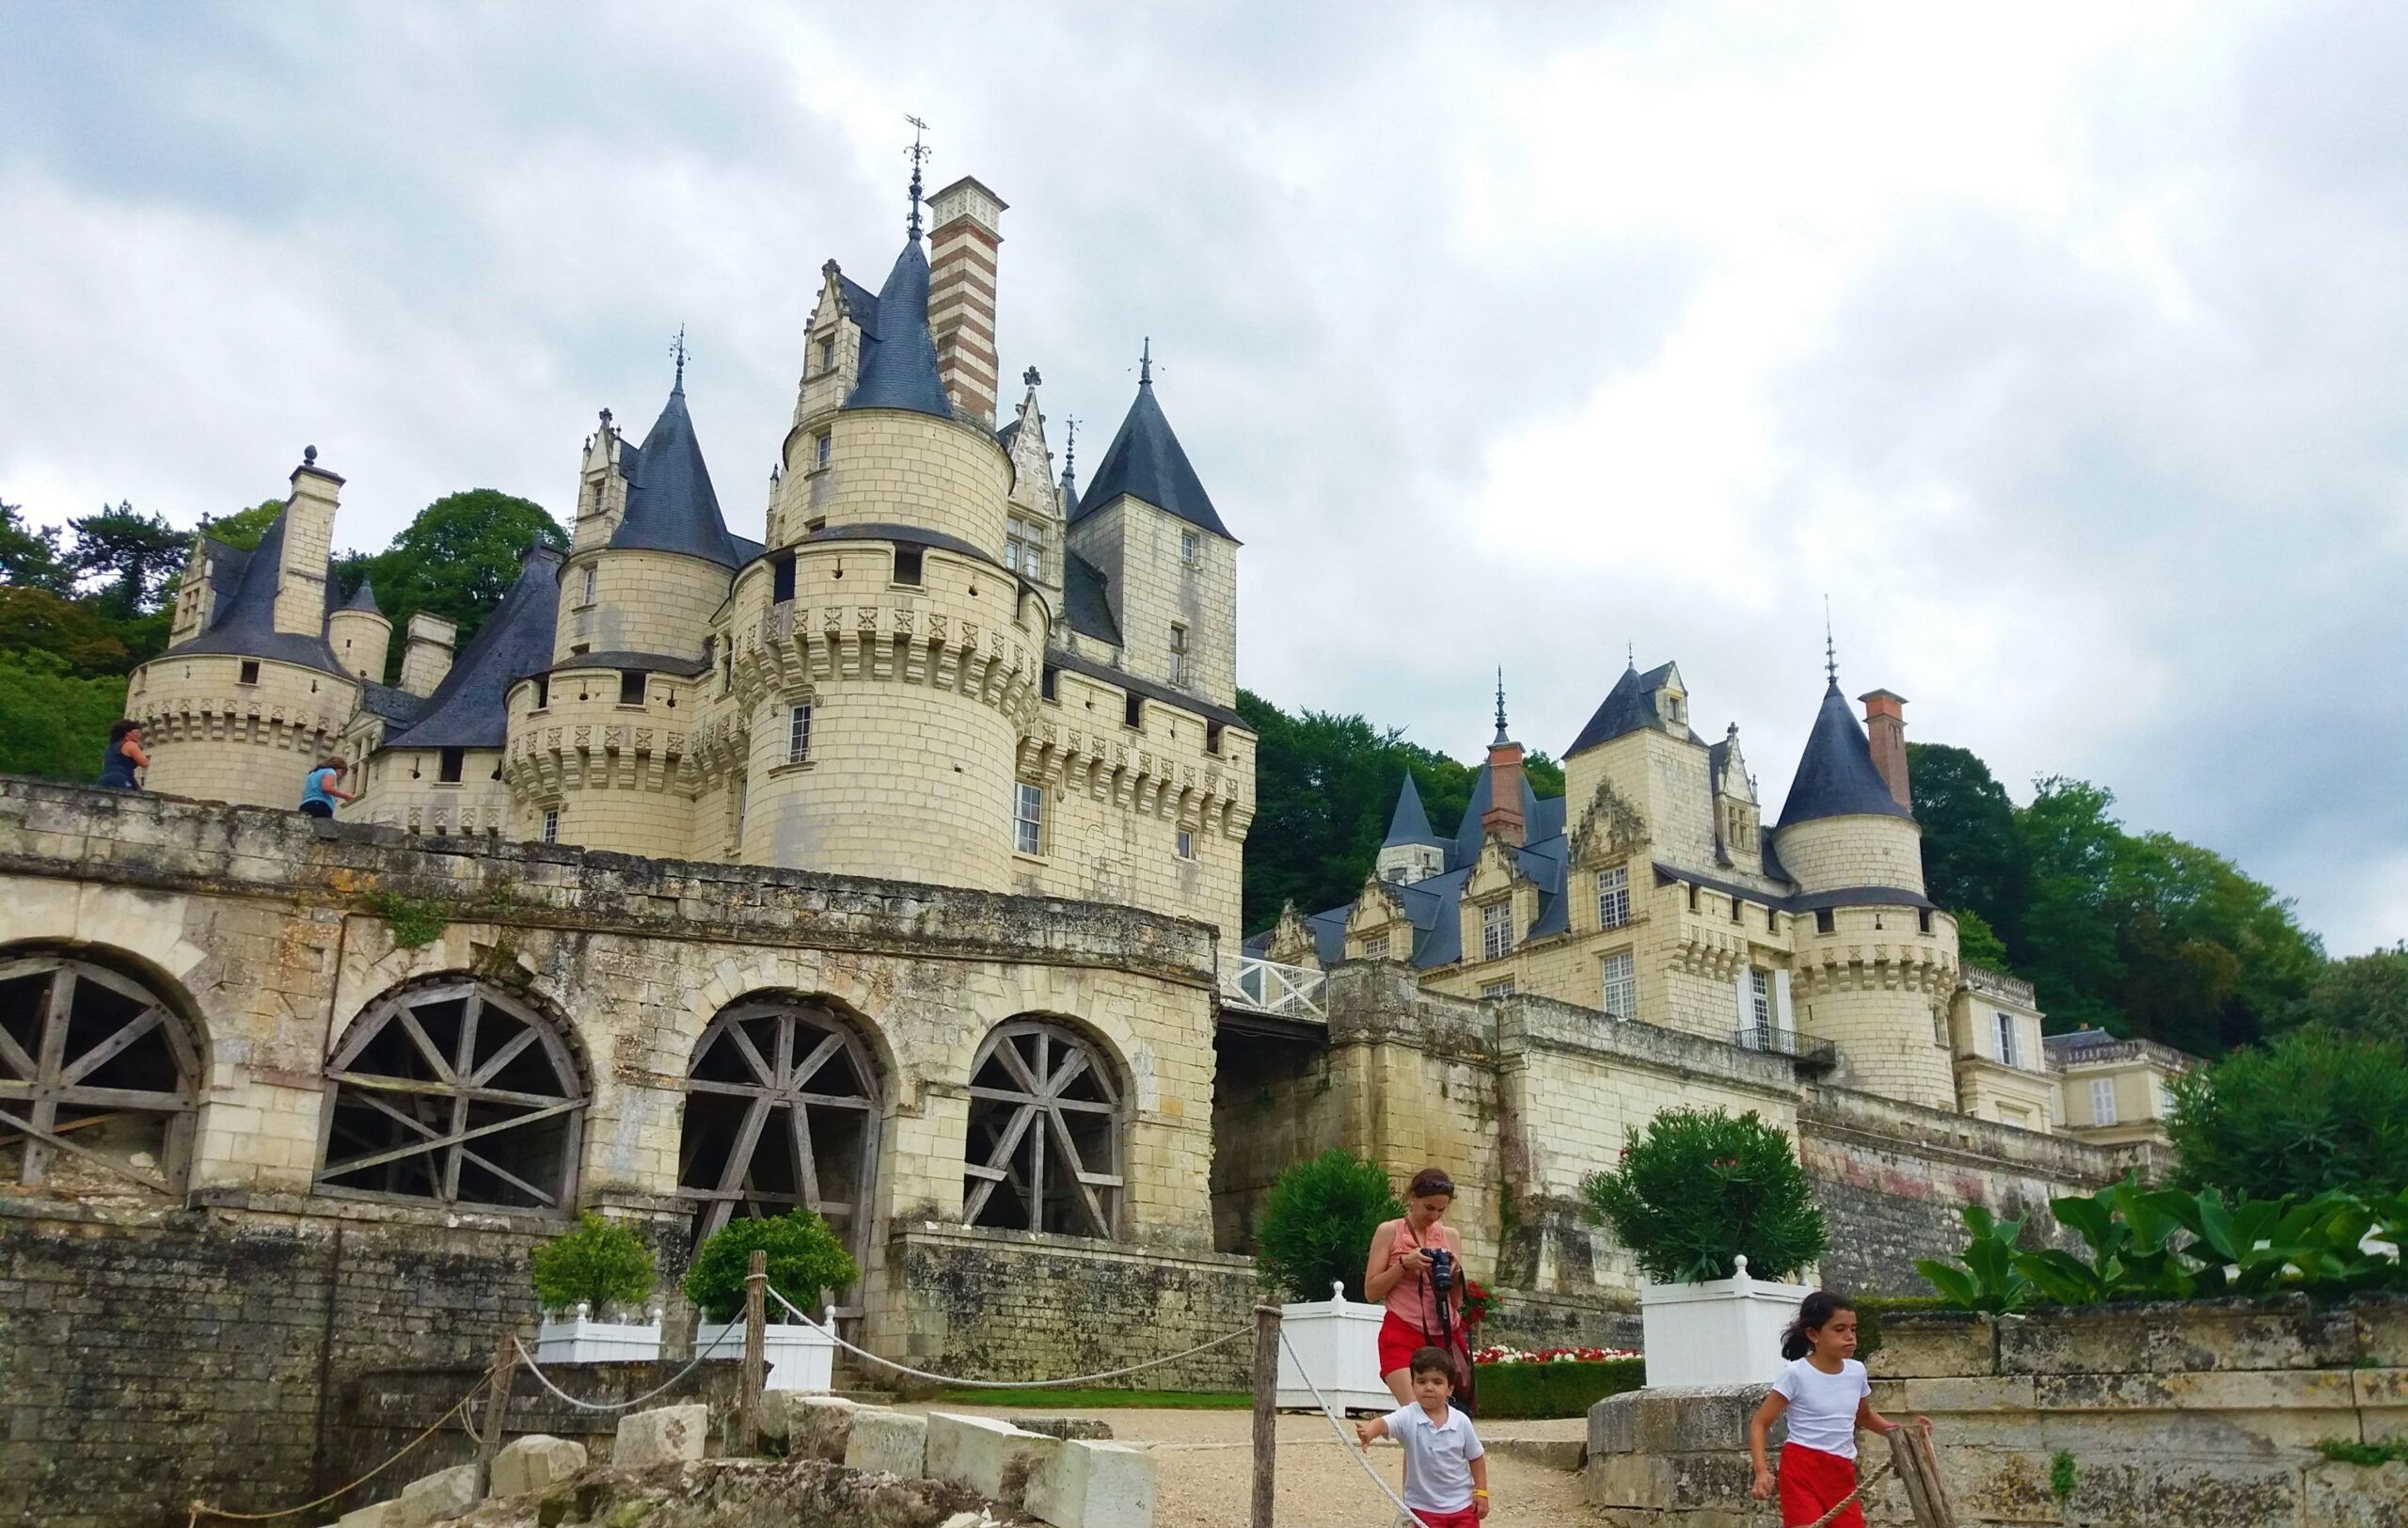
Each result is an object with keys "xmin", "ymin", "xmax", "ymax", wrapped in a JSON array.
[
  {"xmin": 768, "ymin": 1287, "xmax": 1250, "ymax": 1389},
  {"xmin": 1277, "ymin": 1327, "xmax": 1442, "ymax": 1528},
  {"xmin": 510, "ymin": 1320, "xmax": 742, "ymax": 1412}
]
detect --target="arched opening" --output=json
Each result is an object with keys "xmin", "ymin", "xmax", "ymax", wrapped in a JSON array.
[
  {"xmin": 0, "ymin": 952, "xmax": 199, "ymax": 1195},
  {"xmin": 676, "ymin": 995, "xmax": 882, "ymax": 1253},
  {"xmin": 316, "ymin": 979, "xmax": 585, "ymax": 1213},
  {"xmin": 963, "ymin": 1018, "xmax": 1125, "ymax": 1239}
]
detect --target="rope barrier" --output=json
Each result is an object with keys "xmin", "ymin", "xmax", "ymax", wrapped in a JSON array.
[
  {"xmin": 1798, "ymin": 1457, "xmax": 1896, "ymax": 1528},
  {"xmin": 1275, "ymin": 1327, "xmax": 1440, "ymax": 1528},
  {"xmin": 185, "ymin": 1381, "xmax": 483, "ymax": 1525},
  {"xmin": 511, "ymin": 1321, "xmax": 741, "ymax": 1412},
  {"xmin": 767, "ymin": 1287, "xmax": 1251, "ymax": 1389}
]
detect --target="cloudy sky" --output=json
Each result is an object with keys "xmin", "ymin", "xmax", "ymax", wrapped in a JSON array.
[{"xmin": 4, "ymin": 3, "xmax": 2403, "ymax": 952}]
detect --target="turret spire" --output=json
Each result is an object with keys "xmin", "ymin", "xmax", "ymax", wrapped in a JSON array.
[
  {"xmin": 1824, "ymin": 597, "xmax": 1838, "ymax": 688},
  {"xmin": 1139, "ymin": 337, "xmax": 1152, "ymax": 385},
  {"xmin": 905, "ymin": 115, "xmax": 930, "ymax": 241},
  {"xmin": 1493, "ymin": 667, "xmax": 1510, "ymax": 744},
  {"xmin": 671, "ymin": 326, "xmax": 688, "ymax": 394}
]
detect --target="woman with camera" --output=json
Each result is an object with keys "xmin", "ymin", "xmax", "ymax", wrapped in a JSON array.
[{"xmin": 1363, "ymin": 1166, "xmax": 1471, "ymax": 1406}]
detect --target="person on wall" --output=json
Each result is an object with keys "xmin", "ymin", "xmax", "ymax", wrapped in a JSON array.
[
  {"xmin": 1363, "ymin": 1166, "xmax": 1474, "ymax": 1409},
  {"xmin": 298, "ymin": 756, "xmax": 358, "ymax": 819},
  {"xmin": 95, "ymin": 721, "xmax": 148, "ymax": 790}
]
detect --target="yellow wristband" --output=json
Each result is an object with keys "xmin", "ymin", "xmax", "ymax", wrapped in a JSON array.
[{"xmin": 1472, "ymin": 1489, "xmax": 1489, "ymax": 1497}]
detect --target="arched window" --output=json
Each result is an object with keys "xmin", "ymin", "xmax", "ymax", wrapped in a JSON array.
[
  {"xmin": 677, "ymin": 997, "xmax": 880, "ymax": 1249},
  {"xmin": 317, "ymin": 980, "xmax": 584, "ymax": 1213},
  {"xmin": 0, "ymin": 953, "xmax": 198, "ymax": 1194},
  {"xmin": 963, "ymin": 1019, "xmax": 1124, "ymax": 1239}
]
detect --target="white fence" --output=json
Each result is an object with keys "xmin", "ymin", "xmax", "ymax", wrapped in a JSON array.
[{"xmin": 1218, "ymin": 954, "xmax": 1327, "ymax": 1022}]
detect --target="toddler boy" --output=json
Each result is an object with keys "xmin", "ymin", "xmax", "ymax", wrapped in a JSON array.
[{"xmin": 1354, "ymin": 1345, "xmax": 1489, "ymax": 1524}]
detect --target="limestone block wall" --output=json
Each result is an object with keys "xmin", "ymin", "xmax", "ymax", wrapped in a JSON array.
[
  {"xmin": 354, "ymin": 746, "xmax": 513, "ymax": 838},
  {"xmin": 781, "ymin": 408, "xmax": 1013, "ymax": 555},
  {"xmin": 126, "ymin": 652, "xmax": 357, "ymax": 808},
  {"xmin": 501, "ymin": 665, "xmax": 705, "ymax": 857},
  {"xmin": 1064, "ymin": 498, "xmax": 1238, "ymax": 707},
  {"xmin": 558, "ymin": 548, "xmax": 729, "ymax": 662},
  {"xmin": 1791, "ymin": 904, "xmax": 1958, "ymax": 1108},
  {"xmin": 1775, "ymin": 813, "xmax": 1927, "ymax": 895},
  {"xmin": 326, "ymin": 607, "xmax": 390, "ymax": 685}
]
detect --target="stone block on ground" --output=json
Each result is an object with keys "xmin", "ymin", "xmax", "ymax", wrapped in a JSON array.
[
  {"xmin": 614, "ymin": 1403, "xmax": 709, "ymax": 1467},
  {"xmin": 333, "ymin": 1501, "xmax": 404, "ymax": 1528},
  {"xmin": 763, "ymin": 1393, "xmax": 857, "ymax": 1460},
  {"xmin": 1011, "ymin": 1416, "xmax": 1114, "ymax": 1440},
  {"xmin": 924, "ymin": 1411, "xmax": 1059, "ymax": 1506},
  {"xmin": 491, "ymin": 1434, "xmax": 588, "ymax": 1496},
  {"xmin": 393, "ymin": 1462, "xmax": 482, "ymax": 1527},
  {"xmin": 845, "ymin": 1408, "xmax": 929, "ymax": 1479},
  {"xmin": 1024, "ymin": 1438, "xmax": 1154, "ymax": 1528},
  {"xmin": 1492, "ymin": 1436, "xmax": 1583, "ymax": 1472}
]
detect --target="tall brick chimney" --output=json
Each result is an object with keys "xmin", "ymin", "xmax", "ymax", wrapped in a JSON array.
[
  {"xmin": 1480, "ymin": 673, "xmax": 1526, "ymax": 845},
  {"xmin": 927, "ymin": 177, "xmax": 1006, "ymax": 424},
  {"xmin": 1860, "ymin": 689, "xmax": 1911, "ymax": 809}
]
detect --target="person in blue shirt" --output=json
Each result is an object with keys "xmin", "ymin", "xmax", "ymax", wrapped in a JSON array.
[
  {"xmin": 96, "ymin": 721, "xmax": 150, "ymax": 789},
  {"xmin": 299, "ymin": 757, "xmax": 358, "ymax": 819}
]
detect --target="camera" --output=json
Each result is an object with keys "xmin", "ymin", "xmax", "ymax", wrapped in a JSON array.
[{"xmin": 1426, "ymin": 1246, "xmax": 1454, "ymax": 1296}]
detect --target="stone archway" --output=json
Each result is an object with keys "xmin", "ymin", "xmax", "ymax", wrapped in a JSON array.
[
  {"xmin": 0, "ymin": 952, "xmax": 199, "ymax": 1195},
  {"xmin": 962, "ymin": 1018, "xmax": 1125, "ymax": 1239},
  {"xmin": 675, "ymin": 995, "xmax": 882, "ymax": 1252}
]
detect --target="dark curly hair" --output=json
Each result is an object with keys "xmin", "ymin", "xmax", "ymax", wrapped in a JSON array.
[{"xmin": 1781, "ymin": 1289, "xmax": 1855, "ymax": 1361}]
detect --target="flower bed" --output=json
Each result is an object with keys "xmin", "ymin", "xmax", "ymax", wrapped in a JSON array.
[{"xmin": 1470, "ymin": 1347, "xmax": 1646, "ymax": 1420}]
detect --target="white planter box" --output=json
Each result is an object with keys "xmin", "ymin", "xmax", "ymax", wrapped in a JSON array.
[
  {"xmin": 1275, "ymin": 1282, "xmax": 1392, "ymax": 1413},
  {"xmin": 694, "ymin": 1317, "xmax": 834, "ymax": 1393},
  {"xmin": 1640, "ymin": 1255, "xmax": 1814, "ymax": 1389},
  {"xmin": 534, "ymin": 1305, "xmax": 663, "ymax": 1364}
]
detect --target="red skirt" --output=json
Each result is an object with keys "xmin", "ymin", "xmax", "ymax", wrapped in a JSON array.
[
  {"xmin": 1377, "ymin": 1310, "xmax": 1426, "ymax": 1376},
  {"xmin": 1780, "ymin": 1441, "xmax": 1864, "ymax": 1528}
]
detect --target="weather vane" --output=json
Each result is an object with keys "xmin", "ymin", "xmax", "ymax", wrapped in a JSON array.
[
  {"xmin": 905, "ymin": 115, "xmax": 931, "ymax": 240},
  {"xmin": 1494, "ymin": 667, "xmax": 1509, "ymax": 743},
  {"xmin": 1824, "ymin": 596, "xmax": 1838, "ymax": 685},
  {"xmin": 1062, "ymin": 416, "xmax": 1081, "ymax": 479},
  {"xmin": 1136, "ymin": 336, "xmax": 1154, "ymax": 384},
  {"xmin": 671, "ymin": 325, "xmax": 689, "ymax": 390}
]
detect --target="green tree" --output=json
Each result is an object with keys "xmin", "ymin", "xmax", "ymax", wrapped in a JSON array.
[
  {"xmin": 1953, "ymin": 907, "xmax": 2012, "ymax": 971},
  {"xmin": 1907, "ymin": 742, "xmax": 2024, "ymax": 940},
  {"xmin": 2281, "ymin": 944, "xmax": 2408, "ymax": 1046},
  {"xmin": 200, "ymin": 499, "xmax": 286, "ymax": 553},
  {"xmin": 0, "ymin": 501, "xmax": 72, "ymax": 592},
  {"xmin": 67, "ymin": 501, "xmax": 185, "ymax": 617},
  {"xmin": 2013, "ymin": 777, "xmax": 2131, "ymax": 1033},
  {"xmin": 2165, "ymin": 1027, "xmax": 2408, "ymax": 1199},
  {"xmin": 341, "ymin": 489, "xmax": 564, "ymax": 682},
  {"xmin": 1582, "ymin": 1107, "xmax": 1828, "ymax": 1283},
  {"xmin": 0, "ymin": 652, "xmax": 127, "ymax": 781},
  {"xmin": 681, "ymin": 1210, "xmax": 858, "ymax": 1324},
  {"xmin": 0, "ymin": 587, "xmax": 131, "ymax": 677},
  {"xmin": 530, "ymin": 1212, "xmax": 657, "ymax": 1315}
]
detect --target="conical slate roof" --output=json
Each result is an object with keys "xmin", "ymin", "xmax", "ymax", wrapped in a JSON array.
[
  {"xmin": 1775, "ymin": 679, "xmax": 1915, "ymax": 827},
  {"xmin": 1383, "ymin": 773, "xmax": 1440, "ymax": 848},
  {"xmin": 1073, "ymin": 373, "xmax": 1230, "ymax": 539},
  {"xmin": 610, "ymin": 377, "xmax": 740, "ymax": 568},
  {"xmin": 383, "ymin": 545, "xmax": 565, "ymax": 751},
  {"xmin": 163, "ymin": 503, "xmax": 345, "ymax": 676},
  {"xmin": 343, "ymin": 578, "xmax": 381, "ymax": 613},
  {"xmin": 1566, "ymin": 661, "xmax": 1677, "ymax": 756},
  {"xmin": 842, "ymin": 237, "xmax": 953, "ymax": 419}
]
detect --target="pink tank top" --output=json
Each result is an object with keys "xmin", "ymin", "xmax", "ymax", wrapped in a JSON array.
[{"xmin": 1376, "ymin": 1218, "xmax": 1462, "ymax": 1333}]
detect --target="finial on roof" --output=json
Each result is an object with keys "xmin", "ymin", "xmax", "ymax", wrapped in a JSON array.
[
  {"xmin": 1139, "ymin": 337, "xmax": 1152, "ymax": 386},
  {"xmin": 1824, "ymin": 597, "xmax": 1838, "ymax": 688},
  {"xmin": 1063, "ymin": 416, "xmax": 1079, "ymax": 477},
  {"xmin": 1494, "ymin": 667, "xmax": 1510, "ymax": 745},
  {"xmin": 1022, "ymin": 365, "xmax": 1041, "ymax": 390},
  {"xmin": 304, "ymin": 445, "xmax": 318, "ymax": 466},
  {"xmin": 905, "ymin": 115, "xmax": 931, "ymax": 241},
  {"xmin": 1626, "ymin": 641, "xmax": 1635, "ymax": 670},
  {"xmin": 671, "ymin": 326, "xmax": 689, "ymax": 393},
  {"xmin": 599, "ymin": 406, "xmax": 613, "ymax": 430}
]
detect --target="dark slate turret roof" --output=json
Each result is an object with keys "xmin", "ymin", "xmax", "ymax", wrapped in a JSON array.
[
  {"xmin": 610, "ymin": 379, "xmax": 741, "ymax": 568},
  {"xmin": 1383, "ymin": 774, "xmax": 1440, "ymax": 848},
  {"xmin": 1058, "ymin": 464, "xmax": 1080, "ymax": 520},
  {"xmin": 1073, "ymin": 375, "xmax": 1230, "ymax": 539},
  {"xmin": 842, "ymin": 237, "xmax": 953, "ymax": 419},
  {"xmin": 1566, "ymin": 662, "xmax": 1678, "ymax": 756},
  {"xmin": 1063, "ymin": 550, "xmax": 1123, "ymax": 647},
  {"xmin": 1775, "ymin": 680, "xmax": 1915, "ymax": 827},
  {"xmin": 381, "ymin": 545, "xmax": 564, "ymax": 752},
  {"xmin": 163, "ymin": 509, "xmax": 346, "ymax": 676},
  {"xmin": 342, "ymin": 578, "xmax": 382, "ymax": 614}
]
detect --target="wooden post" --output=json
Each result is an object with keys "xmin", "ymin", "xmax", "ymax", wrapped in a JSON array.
[
  {"xmin": 476, "ymin": 1327, "xmax": 515, "ymax": 1486},
  {"xmin": 1889, "ymin": 1425, "xmax": 1956, "ymax": 1528},
  {"xmin": 737, "ymin": 1249, "xmax": 768, "ymax": 1456},
  {"xmin": 1251, "ymin": 1303, "xmax": 1281, "ymax": 1528}
]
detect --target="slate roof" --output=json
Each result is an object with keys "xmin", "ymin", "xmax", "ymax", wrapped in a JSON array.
[
  {"xmin": 1062, "ymin": 550, "xmax": 1123, "ymax": 647},
  {"xmin": 534, "ymin": 649, "xmax": 709, "ymax": 678},
  {"xmin": 343, "ymin": 579, "xmax": 382, "ymax": 613},
  {"xmin": 163, "ymin": 511, "xmax": 347, "ymax": 677},
  {"xmin": 842, "ymin": 237, "xmax": 952, "ymax": 419},
  {"xmin": 1072, "ymin": 375, "xmax": 1231, "ymax": 539},
  {"xmin": 381, "ymin": 546, "xmax": 564, "ymax": 752},
  {"xmin": 1775, "ymin": 679, "xmax": 1915, "ymax": 827},
  {"xmin": 1047, "ymin": 646, "xmax": 1244, "ymax": 731},
  {"xmin": 1059, "ymin": 465, "xmax": 1081, "ymax": 520},
  {"xmin": 609, "ymin": 379, "xmax": 743, "ymax": 568},
  {"xmin": 1566, "ymin": 662, "xmax": 1678, "ymax": 756},
  {"xmin": 1382, "ymin": 774, "xmax": 1440, "ymax": 848},
  {"xmin": 358, "ymin": 682, "xmax": 425, "ymax": 725}
]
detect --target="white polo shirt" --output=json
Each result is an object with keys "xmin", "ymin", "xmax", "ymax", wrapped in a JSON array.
[{"xmin": 1380, "ymin": 1401, "xmax": 1484, "ymax": 1513}]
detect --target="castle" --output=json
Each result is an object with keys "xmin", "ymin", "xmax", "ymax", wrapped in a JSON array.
[{"xmin": 1, "ymin": 162, "xmax": 2183, "ymax": 1522}]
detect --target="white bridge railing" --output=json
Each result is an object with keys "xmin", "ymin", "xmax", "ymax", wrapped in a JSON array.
[{"xmin": 1218, "ymin": 954, "xmax": 1328, "ymax": 1022}]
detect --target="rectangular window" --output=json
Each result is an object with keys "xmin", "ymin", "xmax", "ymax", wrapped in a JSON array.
[
  {"xmin": 1601, "ymin": 951, "xmax": 1636, "ymax": 1019},
  {"xmin": 238, "ymin": 659, "xmax": 260, "ymax": 685},
  {"xmin": 619, "ymin": 670, "xmax": 646, "ymax": 706},
  {"xmin": 1180, "ymin": 529, "xmax": 1199, "ymax": 565},
  {"xmin": 1168, "ymin": 624, "xmax": 1188, "ymax": 685},
  {"xmin": 1994, "ymin": 1011, "xmax": 2019, "ymax": 1068},
  {"xmin": 1481, "ymin": 979, "xmax": 1516, "ymax": 999},
  {"xmin": 2091, "ymin": 1077, "xmax": 2118, "ymax": 1125},
  {"xmin": 1205, "ymin": 720, "xmax": 1224, "ymax": 756},
  {"xmin": 772, "ymin": 553, "xmax": 797, "ymax": 603},
  {"xmin": 818, "ymin": 336, "xmax": 834, "ymax": 372},
  {"xmin": 892, "ymin": 546, "xmax": 923, "ymax": 586},
  {"xmin": 733, "ymin": 773, "xmax": 748, "ymax": 849},
  {"xmin": 2156, "ymin": 1078, "xmax": 2177, "ymax": 1118},
  {"xmin": 438, "ymin": 747, "xmax": 465, "ymax": 785},
  {"xmin": 542, "ymin": 808, "xmax": 560, "ymax": 844},
  {"xmin": 1006, "ymin": 517, "xmax": 1046, "ymax": 579},
  {"xmin": 815, "ymin": 433, "xmax": 832, "ymax": 469},
  {"xmin": 1124, "ymin": 692, "xmax": 1143, "ymax": 729},
  {"xmin": 1731, "ymin": 895, "xmax": 1745, "ymax": 925},
  {"xmin": 1014, "ymin": 781, "xmax": 1044, "ymax": 855},
  {"xmin": 1364, "ymin": 931, "xmax": 1389, "ymax": 961},
  {"xmin": 787, "ymin": 703, "xmax": 812, "ymax": 763},
  {"xmin": 1596, "ymin": 866, "xmax": 1630, "ymax": 930},
  {"xmin": 1746, "ymin": 967, "xmax": 1773, "ymax": 1043},
  {"xmin": 531, "ymin": 676, "xmax": 549, "ymax": 709},
  {"xmin": 1918, "ymin": 908, "xmax": 1934, "ymax": 934},
  {"xmin": 582, "ymin": 565, "xmax": 597, "ymax": 604},
  {"xmin": 1481, "ymin": 900, "xmax": 1512, "ymax": 961},
  {"xmin": 1176, "ymin": 828, "xmax": 1195, "ymax": 859},
  {"xmin": 1814, "ymin": 907, "xmax": 1835, "ymax": 934},
  {"xmin": 1040, "ymin": 664, "xmax": 1058, "ymax": 701}
]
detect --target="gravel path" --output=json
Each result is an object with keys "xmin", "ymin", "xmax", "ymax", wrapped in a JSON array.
[{"xmin": 906, "ymin": 1404, "xmax": 1602, "ymax": 1527}]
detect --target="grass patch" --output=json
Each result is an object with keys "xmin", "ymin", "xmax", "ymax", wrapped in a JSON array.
[
  {"xmin": 364, "ymin": 890, "xmax": 449, "ymax": 948},
  {"xmin": 2319, "ymin": 1437, "xmax": 2408, "ymax": 1467},
  {"xmin": 928, "ymin": 1387, "xmax": 1251, "ymax": 1410}
]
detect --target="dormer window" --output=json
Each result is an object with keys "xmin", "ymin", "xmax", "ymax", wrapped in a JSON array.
[
  {"xmin": 1481, "ymin": 900, "xmax": 1513, "ymax": 961},
  {"xmin": 1006, "ymin": 516, "xmax": 1046, "ymax": 579},
  {"xmin": 818, "ymin": 336, "xmax": 834, "ymax": 372}
]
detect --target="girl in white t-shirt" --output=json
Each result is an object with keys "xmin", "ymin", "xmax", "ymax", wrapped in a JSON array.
[{"xmin": 1746, "ymin": 1291, "xmax": 1928, "ymax": 1528}]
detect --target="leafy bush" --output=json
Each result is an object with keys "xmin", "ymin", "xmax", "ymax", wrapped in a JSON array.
[
  {"xmin": 1253, "ymin": 1149, "xmax": 1402, "ymax": 1303},
  {"xmin": 531, "ymin": 1212, "xmax": 657, "ymax": 1315},
  {"xmin": 1581, "ymin": 1108, "xmax": 1827, "ymax": 1284},
  {"xmin": 2167, "ymin": 1028, "xmax": 2408, "ymax": 1200},
  {"xmin": 682, "ymin": 1211, "xmax": 859, "ymax": 1324},
  {"xmin": 1470, "ymin": 1357, "xmax": 1646, "ymax": 1420},
  {"xmin": 1914, "ymin": 1205, "xmax": 2036, "ymax": 1313}
]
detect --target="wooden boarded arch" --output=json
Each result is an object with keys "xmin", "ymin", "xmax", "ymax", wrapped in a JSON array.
[
  {"xmin": 675, "ymin": 996, "xmax": 882, "ymax": 1257},
  {"xmin": 0, "ymin": 953, "xmax": 198, "ymax": 1194},
  {"xmin": 315, "ymin": 979, "xmax": 585, "ymax": 1213},
  {"xmin": 962, "ymin": 1018, "xmax": 1125, "ymax": 1239}
]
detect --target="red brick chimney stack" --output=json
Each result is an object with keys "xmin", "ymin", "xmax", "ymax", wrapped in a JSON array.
[
  {"xmin": 1481, "ymin": 670, "xmax": 1526, "ymax": 846},
  {"xmin": 1860, "ymin": 689, "xmax": 1911, "ymax": 810},
  {"xmin": 927, "ymin": 177, "xmax": 1006, "ymax": 424}
]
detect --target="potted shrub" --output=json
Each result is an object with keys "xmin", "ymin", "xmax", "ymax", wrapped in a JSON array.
[
  {"xmin": 531, "ymin": 1212, "xmax": 663, "ymax": 1362},
  {"xmin": 1583, "ymin": 1107, "xmax": 1828, "ymax": 1388},
  {"xmin": 1254, "ymin": 1149, "xmax": 1402, "ymax": 1411},
  {"xmin": 683, "ymin": 1210, "xmax": 860, "ymax": 1393}
]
